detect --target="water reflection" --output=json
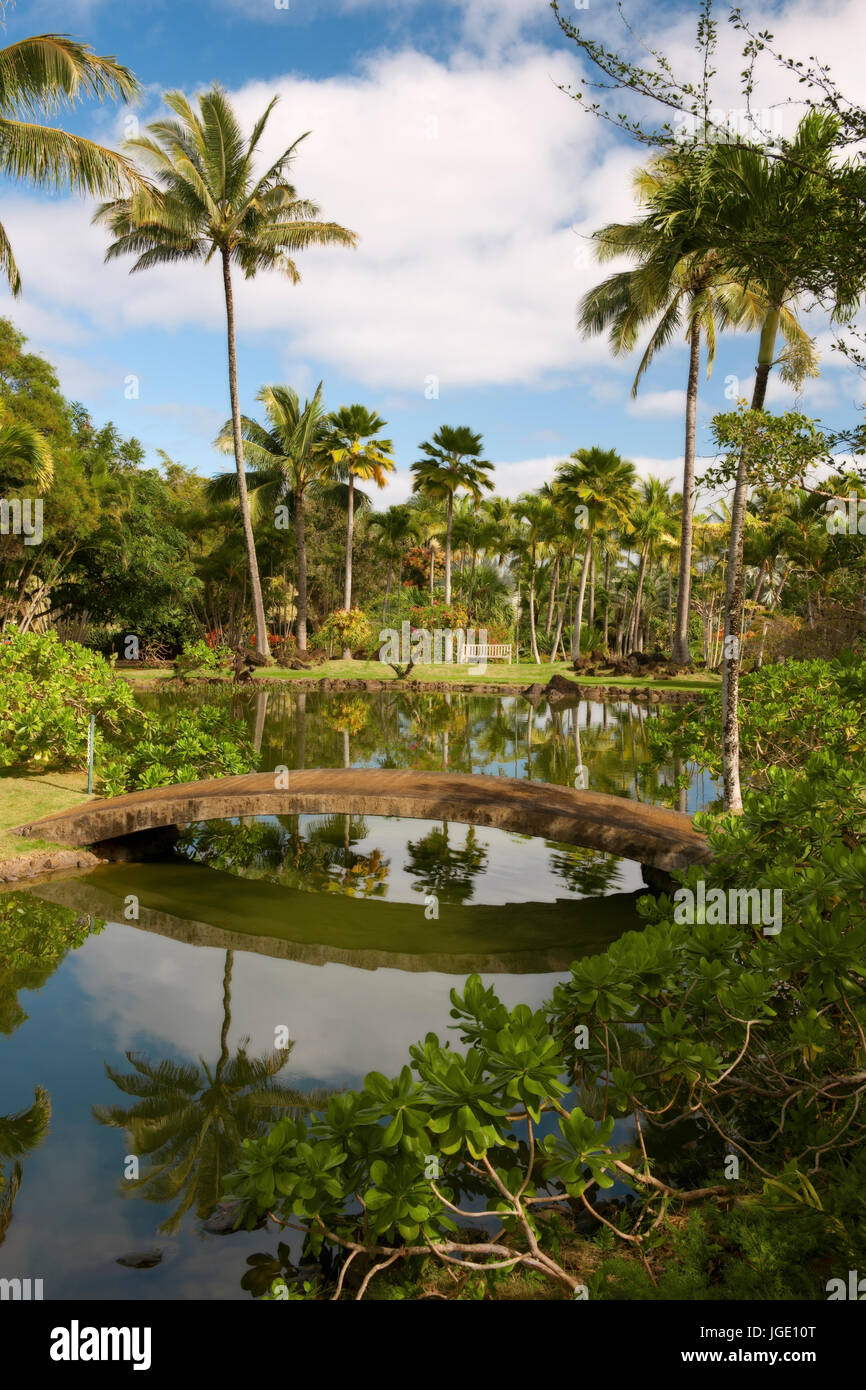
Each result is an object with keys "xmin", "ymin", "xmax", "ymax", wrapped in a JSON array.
[
  {"xmin": 0, "ymin": 688, "xmax": 714, "ymax": 1297},
  {"xmin": 93, "ymin": 947, "xmax": 324, "ymax": 1235},
  {"xmin": 137, "ymin": 686, "xmax": 715, "ymax": 812}
]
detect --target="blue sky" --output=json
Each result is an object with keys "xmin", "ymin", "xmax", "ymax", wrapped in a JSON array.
[{"xmin": 1, "ymin": 0, "xmax": 862, "ymax": 504}]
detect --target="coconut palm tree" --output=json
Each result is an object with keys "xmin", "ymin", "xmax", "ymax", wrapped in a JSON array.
[
  {"xmin": 209, "ymin": 382, "xmax": 332, "ymax": 651},
  {"xmin": 0, "ymin": 1086, "xmax": 51, "ymax": 1248},
  {"xmin": 0, "ymin": 34, "xmax": 142, "ymax": 295},
  {"xmin": 410, "ymin": 426, "xmax": 494, "ymax": 604},
  {"xmin": 94, "ymin": 86, "xmax": 356, "ymax": 660},
  {"xmin": 681, "ymin": 112, "xmax": 834, "ymax": 809},
  {"xmin": 622, "ymin": 476, "xmax": 677, "ymax": 651},
  {"xmin": 579, "ymin": 155, "xmax": 813, "ymax": 666},
  {"xmin": 555, "ymin": 448, "xmax": 636, "ymax": 658},
  {"xmin": 93, "ymin": 952, "xmax": 323, "ymax": 1235},
  {"xmin": 327, "ymin": 405, "xmax": 395, "ymax": 655},
  {"xmin": 514, "ymin": 493, "xmax": 559, "ymax": 663}
]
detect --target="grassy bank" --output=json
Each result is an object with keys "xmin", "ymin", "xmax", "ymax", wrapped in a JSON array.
[
  {"xmin": 121, "ymin": 660, "xmax": 721, "ymax": 692},
  {"xmin": 0, "ymin": 770, "xmax": 91, "ymax": 861}
]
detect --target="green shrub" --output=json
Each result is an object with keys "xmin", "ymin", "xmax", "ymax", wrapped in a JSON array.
[{"xmin": 0, "ymin": 629, "xmax": 140, "ymax": 769}]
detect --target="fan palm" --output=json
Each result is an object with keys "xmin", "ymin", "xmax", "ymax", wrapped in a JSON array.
[
  {"xmin": 209, "ymin": 382, "xmax": 332, "ymax": 651},
  {"xmin": 327, "ymin": 405, "xmax": 395, "ymax": 654},
  {"xmin": 0, "ymin": 34, "xmax": 142, "ymax": 295},
  {"xmin": 411, "ymin": 426, "xmax": 494, "ymax": 604},
  {"xmin": 94, "ymin": 86, "xmax": 356, "ymax": 659}
]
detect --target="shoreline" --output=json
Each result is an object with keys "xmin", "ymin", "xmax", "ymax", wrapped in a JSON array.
[{"xmin": 121, "ymin": 672, "xmax": 709, "ymax": 703}]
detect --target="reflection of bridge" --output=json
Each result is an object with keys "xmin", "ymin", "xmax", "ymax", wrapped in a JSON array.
[
  {"xmin": 13, "ymin": 768, "xmax": 710, "ymax": 872},
  {"xmin": 30, "ymin": 865, "xmax": 643, "ymax": 975}
]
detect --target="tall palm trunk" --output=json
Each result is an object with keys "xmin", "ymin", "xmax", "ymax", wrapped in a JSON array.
[
  {"xmin": 343, "ymin": 472, "xmax": 355, "ymax": 658},
  {"xmin": 294, "ymin": 489, "xmax": 309, "ymax": 652},
  {"xmin": 544, "ymin": 553, "xmax": 560, "ymax": 637},
  {"xmin": 217, "ymin": 950, "xmax": 234, "ymax": 1080},
  {"xmin": 467, "ymin": 546, "xmax": 479, "ymax": 615},
  {"xmin": 444, "ymin": 493, "xmax": 454, "ymax": 604},
  {"xmin": 222, "ymin": 251, "xmax": 269, "ymax": 660},
  {"xmin": 672, "ymin": 318, "xmax": 701, "ymax": 664},
  {"xmin": 551, "ymin": 549, "xmax": 574, "ymax": 661},
  {"xmin": 627, "ymin": 544, "xmax": 649, "ymax": 651},
  {"xmin": 528, "ymin": 542, "xmax": 541, "ymax": 664},
  {"xmin": 382, "ymin": 558, "xmax": 393, "ymax": 624},
  {"xmin": 721, "ymin": 305, "xmax": 779, "ymax": 813},
  {"xmin": 572, "ymin": 537, "xmax": 592, "ymax": 658}
]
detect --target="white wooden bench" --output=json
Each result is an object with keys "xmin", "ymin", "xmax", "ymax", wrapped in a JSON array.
[{"xmin": 460, "ymin": 642, "xmax": 512, "ymax": 664}]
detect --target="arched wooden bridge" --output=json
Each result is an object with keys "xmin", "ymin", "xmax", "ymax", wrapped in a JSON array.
[{"xmin": 13, "ymin": 768, "xmax": 710, "ymax": 872}]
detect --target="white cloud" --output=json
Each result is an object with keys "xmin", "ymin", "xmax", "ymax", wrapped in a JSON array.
[
  {"xmin": 626, "ymin": 389, "xmax": 691, "ymax": 419},
  {"xmin": 0, "ymin": 45, "xmax": 641, "ymax": 393},
  {"xmin": 1, "ymin": 0, "xmax": 862, "ymax": 417}
]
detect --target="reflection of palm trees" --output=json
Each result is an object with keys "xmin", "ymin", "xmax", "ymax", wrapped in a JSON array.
[
  {"xmin": 179, "ymin": 816, "xmax": 391, "ymax": 899},
  {"xmin": 93, "ymin": 951, "xmax": 322, "ymax": 1234},
  {"xmin": 405, "ymin": 824, "xmax": 487, "ymax": 906},
  {"xmin": 0, "ymin": 1086, "xmax": 51, "ymax": 1247},
  {"xmin": 548, "ymin": 846, "xmax": 621, "ymax": 897}
]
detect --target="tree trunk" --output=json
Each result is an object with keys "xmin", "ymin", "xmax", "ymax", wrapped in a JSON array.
[
  {"xmin": 444, "ymin": 493, "xmax": 453, "ymax": 604},
  {"xmin": 528, "ymin": 542, "xmax": 541, "ymax": 664},
  {"xmin": 551, "ymin": 550, "xmax": 574, "ymax": 662},
  {"xmin": 382, "ymin": 559, "xmax": 393, "ymax": 624},
  {"xmin": 294, "ymin": 489, "xmax": 309, "ymax": 652},
  {"xmin": 720, "ymin": 306, "xmax": 779, "ymax": 813},
  {"xmin": 221, "ymin": 250, "xmax": 269, "ymax": 661},
  {"xmin": 545, "ymin": 553, "xmax": 560, "ymax": 637},
  {"xmin": 626, "ymin": 545, "xmax": 649, "ymax": 651},
  {"xmin": 672, "ymin": 318, "xmax": 701, "ymax": 663},
  {"xmin": 572, "ymin": 539, "xmax": 592, "ymax": 658},
  {"xmin": 467, "ymin": 546, "xmax": 478, "ymax": 615},
  {"xmin": 343, "ymin": 472, "xmax": 355, "ymax": 658}
]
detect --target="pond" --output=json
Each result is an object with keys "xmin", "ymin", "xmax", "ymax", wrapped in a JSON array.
[{"xmin": 0, "ymin": 688, "xmax": 715, "ymax": 1299}]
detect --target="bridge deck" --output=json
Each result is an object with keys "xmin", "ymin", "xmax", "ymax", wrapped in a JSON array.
[{"xmin": 13, "ymin": 768, "xmax": 710, "ymax": 871}]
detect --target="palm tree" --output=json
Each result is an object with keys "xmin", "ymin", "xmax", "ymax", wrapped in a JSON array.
[
  {"xmin": 367, "ymin": 505, "xmax": 420, "ymax": 622},
  {"xmin": 555, "ymin": 448, "xmax": 636, "ymax": 658},
  {"xmin": 0, "ymin": 418, "xmax": 53, "ymax": 491},
  {"xmin": 209, "ymin": 382, "xmax": 332, "ymax": 651},
  {"xmin": 411, "ymin": 426, "xmax": 494, "ymax": 604},
  {"xmin": 94, "ymin": 86, "xmax": 356, "ymax": 660},
  {"xmin": 681, "ymin": 113, "xmax": 832, "ymax": 809},
  {"xmin": 579, "ymin": 155, "xmax": 811, "ymax": 666},
  {"xmin": 623, "ymin": 476, "xmax": 677, "ymax": 651},
  {"xmin": 327, "ymin": 405, "xmax": 395, "ymax": 655},
  {"xmin": 514, "ymin": 493, "xmax": 558, "ymax": 663},
  {"xmin": 0, "ymin": 1086, "xmax": 51, "ymax": 1248},
  {"xmin": 93, "ymin": 952, "xmax": 322, "ymax": 1235},
  {"xmin": 0, "ymin": 34, "xmax": 142, "ymax": 295}
]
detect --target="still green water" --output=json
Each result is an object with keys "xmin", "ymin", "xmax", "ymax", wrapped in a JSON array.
[{"xmin": 0, "ymin": 689, "xmax": 711, "ymax": 1299}]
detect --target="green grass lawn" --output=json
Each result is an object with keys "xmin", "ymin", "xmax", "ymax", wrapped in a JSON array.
[
  {"xmin": 122, "ymin": 660, "xmax": 720, "ymax": 692},
  {"xmin": 0, "ymin": 769, "xmax": 91, "ymax": 862}
]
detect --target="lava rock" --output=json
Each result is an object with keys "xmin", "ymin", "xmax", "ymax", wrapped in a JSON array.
[{"xmin": 116, "ymin": 1249, "xmax": 163, "ymax": 1269}]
